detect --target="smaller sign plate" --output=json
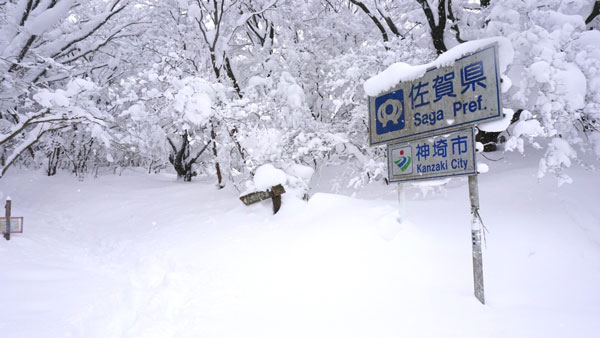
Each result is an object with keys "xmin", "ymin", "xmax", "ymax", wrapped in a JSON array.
[
  {"xmin": 0, "ymin": 217, "xmax": 24, "ymax": 233},
  {"xmin": 387, "ymin": 127, "xmax": 477, "ymax": 183}
]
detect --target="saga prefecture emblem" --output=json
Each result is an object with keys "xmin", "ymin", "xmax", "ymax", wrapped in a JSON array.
[
  {"xmin": 377, "ymin": 99, "xmax": 403, "ymax": 127},
  {"xmin": 374, "ymin": 89, "xmax": 405, "ymax": 135}
]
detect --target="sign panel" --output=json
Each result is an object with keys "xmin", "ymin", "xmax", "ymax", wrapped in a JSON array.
[
  {"xmin": 0, "ymin": 217, "xmax": 23, "ymax": 233},
  {"xmin": 369, "ymin": 44, "xmax": 502, "ymax": 146},
  {"xmin": 387, "ymin": 127, "xmax": 476, "ymax": 183}
]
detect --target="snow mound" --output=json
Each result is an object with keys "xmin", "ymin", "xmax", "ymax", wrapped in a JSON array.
[
  {"xmin": 253, "ymin": 163, "xmax": 287, "ymax": 191},
  {"xmin": 478, "ymin": 108, "xmax": 516, "ymax": 132},
  {"xmin": 555, "ymin": 63, "xmax": 587, "ymax": 110}
]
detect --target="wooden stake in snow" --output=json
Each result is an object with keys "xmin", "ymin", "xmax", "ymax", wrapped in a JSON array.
[
  {"xmin": 4, "ymin": 198, "xmax": 11, "ymax": 241},
  {"xmin": 468, "ymin": 175, "xmax": 485, "ymax": 304}
]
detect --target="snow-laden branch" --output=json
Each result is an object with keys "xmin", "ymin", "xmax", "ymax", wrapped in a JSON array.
[
  {"xmin": 0, "ymin": 122, "xmax": 68, "ymax": 178},
  {"xmin": 59, "ymin": 21, "xmax": 144, "ymax": 65},
  {"xmin": 349, "ymin": 0, "xmax": 390, "ymax": 43},
  {"xmin": 0, "ymin": 77, "xmax": 110, "ymax": 177},
  {"xmin": 226, "ymin": 0, "xmax": 278, "ymax": 45}
]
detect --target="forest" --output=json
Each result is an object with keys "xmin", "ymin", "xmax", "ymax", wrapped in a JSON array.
[{"xmin": 2, "ymin": 0, "xmax": 599, "ymax": 190}]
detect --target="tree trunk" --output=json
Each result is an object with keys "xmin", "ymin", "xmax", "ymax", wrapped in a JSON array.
[
  {"xmin": 224, "ymin": 54, "xmax": 242, "ymax": 98},
  {"xmin": 476, "ymin": 131, "xmax": 501, "ymax": 152},
  {"xmin": 350, "ymin": 0, "xmax": 390, "ymax": 45},
  {"xmin": 211, "ymin": 120, "xmax": 224, "ymax": 189},
  {"xmin": 586, "ymin": 1, "xmax": 600, "ymax": 25},
  {"xmin": 47, "ymin": 146, "xmax": 60, "ymax": 176},
  {"xmin": 431, "ymin": 26, "xmax": 447, "ymax": 55},
  {"xmin": 168, "ymin": 129, "xmax": 212, "ymax": 182},
  {"xmin": 417, "ymin": 0, "xmax": 448, "ymax": 54},
  {"xmin": 168, "ymin": 131, "xmax": 194, "ymax": 181}
]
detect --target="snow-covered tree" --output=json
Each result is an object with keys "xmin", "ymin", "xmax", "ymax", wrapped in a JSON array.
[
  {"xmin": 473, "ymin": 0, "xmax": 600, "ymax": 184},
  {"xmin": 0, "ymin": 0, "xmax": 140, "ymax": 177},
  {"xmin": 2, "ymin": 0, "xmax": 598, "ymax": 188}
]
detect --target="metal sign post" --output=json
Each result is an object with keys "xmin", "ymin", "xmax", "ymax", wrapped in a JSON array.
[
  {"xmin": 468, "ymin": 175, "xmax": 485, "ymax": 304},
  {"xmin": 397, "ymin": 183, "xmax": 406, "ymax": 224},
  {"xmin": 387, "ymin": 127, "xmax": 485, "ymax": 303}
]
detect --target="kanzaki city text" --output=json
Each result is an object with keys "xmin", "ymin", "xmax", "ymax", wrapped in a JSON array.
[
  {"xmin": 413, "ymin": 133, "xmax": 470, "ymax": 174},
  {"xmin": 416, "ymin": 158, "xmax": 469, "ymax": 174}
]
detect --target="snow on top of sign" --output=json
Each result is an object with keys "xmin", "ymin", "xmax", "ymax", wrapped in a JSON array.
[
  {"xmin": 364, "ymin": 62, "xmax": 429, "ymax": 97},
  {"xmin": 364, "ymin": 37, "xmax": 514, "ymax": 96}
]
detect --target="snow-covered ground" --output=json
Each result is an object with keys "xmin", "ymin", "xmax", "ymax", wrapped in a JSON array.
[{"xmin": 1, "ymin": 152, "xmax": 599, "ymax": 338}]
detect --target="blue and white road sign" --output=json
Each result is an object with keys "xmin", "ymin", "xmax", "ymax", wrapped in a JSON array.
[
  {"xmin": 369, "ymin": 44, "xmax": 503, "ymax": 146},
  {"xmin": 387, "ymin": 127, "xmax": 477, "ymax": 183}
]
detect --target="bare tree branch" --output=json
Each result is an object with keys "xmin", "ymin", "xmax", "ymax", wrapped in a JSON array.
[
  {"xmin": 447, "ymin": 0, "xmax": 466, "ymax": 43},
  {"xmin": 586, "ymin": 1, "xmax": 600, "ymax": 25},
  {"xmin": 349, "ymin": 0, "xmax": 389, "ymax": 44},
  {"xmin": 416, "ymin": 0, "xmax": 448, "ymax": 54}
]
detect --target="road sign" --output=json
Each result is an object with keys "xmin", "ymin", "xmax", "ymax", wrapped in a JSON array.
[
  {"xmin": 387, "ymin": 127, "xmax": 476, "ymax": 183},
  {"xmin": 0, "ymin": 217, "xmax": 23, "ymax": 234},
  {"xmin": 369, "ymin": 44, "xmax": 502, "ymax": 146}
]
